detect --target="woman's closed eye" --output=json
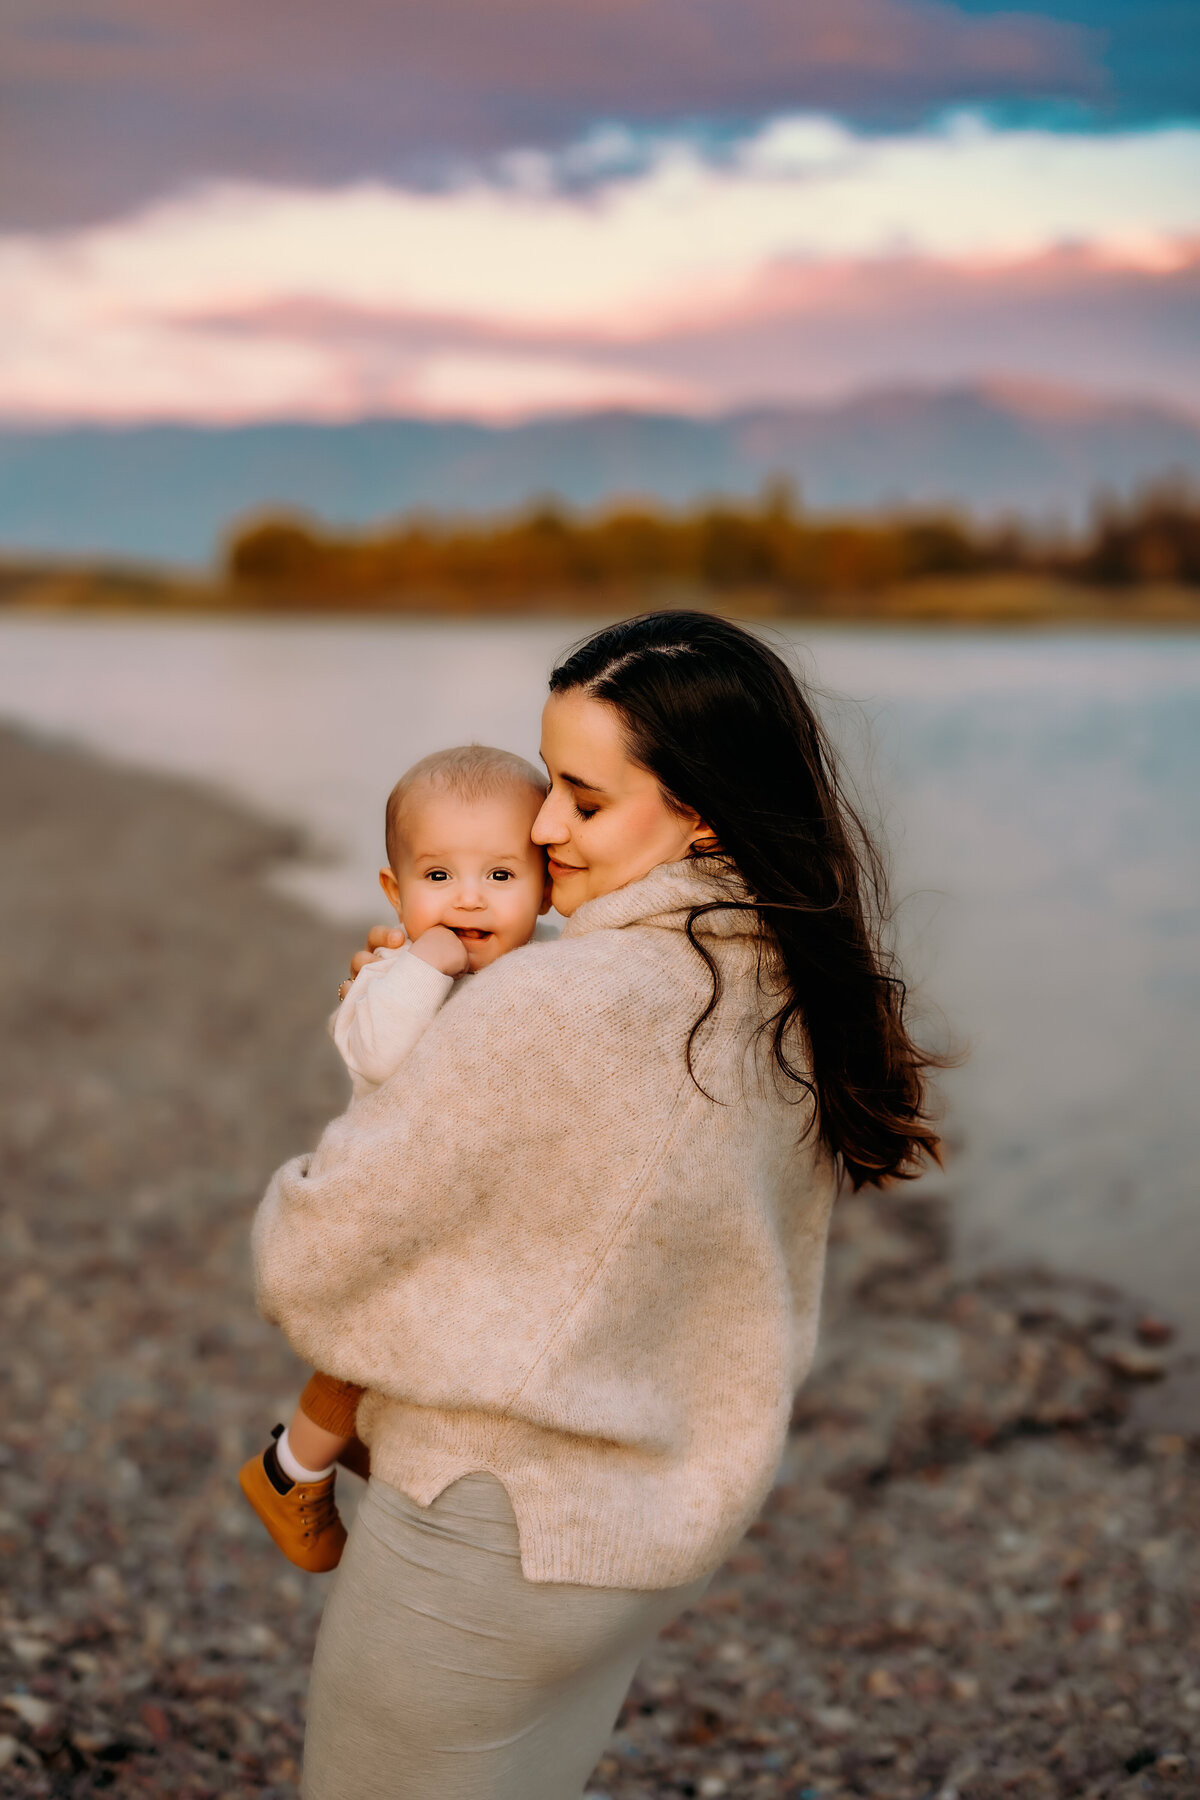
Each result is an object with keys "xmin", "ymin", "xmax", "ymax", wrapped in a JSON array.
[{"xmin": 573, "ymin": 802, "xmax": 598, "ymax": 821}]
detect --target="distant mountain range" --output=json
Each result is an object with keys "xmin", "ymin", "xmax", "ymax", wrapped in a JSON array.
[{"xmin": 3, "ymin": 384, "xmax": 1199, "ymax": 568}]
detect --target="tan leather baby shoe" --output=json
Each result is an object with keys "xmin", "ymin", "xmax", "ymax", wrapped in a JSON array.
[{"xmin": 238, "ymin": 1426, "xmax": 347, "ymax": 1573}]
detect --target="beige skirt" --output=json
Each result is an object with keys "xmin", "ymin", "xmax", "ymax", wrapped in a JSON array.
[{"xmin": 302, "ymin": 1472, "xmax": 708, "ymax": 1800}]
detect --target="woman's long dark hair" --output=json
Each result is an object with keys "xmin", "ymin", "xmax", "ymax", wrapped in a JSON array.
[{"xmin": 549, "ymin": 610, "xmax": 943, "ymax": 1190}]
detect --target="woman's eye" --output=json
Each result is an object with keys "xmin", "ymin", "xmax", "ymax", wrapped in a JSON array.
[{"xmin": 573, "ymin": 803, "xmax": 598, "ymax": 821}]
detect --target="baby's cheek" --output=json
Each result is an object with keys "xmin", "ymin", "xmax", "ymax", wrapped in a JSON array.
[
  {"xmin": 399, "ymin": 887, "xmax": 447, "ymax": 937},
  {"xmin": 508, "ymin": 890, "xmax": 546, "ymax": 942}
]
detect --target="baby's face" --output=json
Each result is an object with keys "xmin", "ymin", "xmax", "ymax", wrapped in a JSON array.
[{"xmin": 386, "ymin": 787, "xmax": 549, "ymax": 972}]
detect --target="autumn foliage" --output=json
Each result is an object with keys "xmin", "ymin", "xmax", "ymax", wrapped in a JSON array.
[
  {"xmin": 224, "ymin": 483, "xmax": 1200, "ymax": 607},
  {"xmin": 227, "ymin": 489, "xmax": 991, "ymax": 602}
]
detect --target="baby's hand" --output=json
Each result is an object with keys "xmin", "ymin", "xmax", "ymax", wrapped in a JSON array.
[{"xmin": 409, "ymin": 924, "xmax": 471, "ymax": 977}]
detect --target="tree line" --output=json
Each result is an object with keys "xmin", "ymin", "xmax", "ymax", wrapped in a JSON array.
[{"xmin": 225, "ymin": 483, "xmax": 1200, "ymax": 602}]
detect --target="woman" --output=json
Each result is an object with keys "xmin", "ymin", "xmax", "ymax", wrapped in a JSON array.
[{"xmin": 253, "ymin": 611, "xmax": 941, "ymax": 1799}]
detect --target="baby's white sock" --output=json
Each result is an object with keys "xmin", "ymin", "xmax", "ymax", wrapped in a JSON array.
[{"xmin": 275, "ymin": 1426, "xmax": 335, "ymax": 1484}]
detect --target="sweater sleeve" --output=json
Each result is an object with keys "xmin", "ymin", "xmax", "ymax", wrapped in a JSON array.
[
  {"xmin": 252, "ymin": 938, "xmax": 668, "ymax": 1398},
  {"xmin": 330, "ymin": 946, "xmax": 455, "ymax": 1096}
]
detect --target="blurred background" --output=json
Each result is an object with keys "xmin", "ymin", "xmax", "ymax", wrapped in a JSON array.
[{"xmin": 1, "ymin": 5, "xmax": 1199, "ymax": 1798}]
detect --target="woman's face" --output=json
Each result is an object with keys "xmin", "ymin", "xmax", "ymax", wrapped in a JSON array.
[{"xmin": 533, "ymin": 690, "xmax": 707, "ymax": 915}]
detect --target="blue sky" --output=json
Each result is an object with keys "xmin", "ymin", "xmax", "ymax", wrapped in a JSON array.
[{"xmin": 947, "ymin": 1, "xmax": 1199, "ymax": 122}]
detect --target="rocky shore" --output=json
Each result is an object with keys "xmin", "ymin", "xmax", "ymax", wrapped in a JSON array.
[{"xmin": 0, "ymin": 724, "xmax": 1196, "ymax": 1800}]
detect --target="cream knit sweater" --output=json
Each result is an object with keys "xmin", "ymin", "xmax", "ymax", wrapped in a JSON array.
[{"xmin": 253, "ymin": 858, "xmax": 837, "ymax": 1590}]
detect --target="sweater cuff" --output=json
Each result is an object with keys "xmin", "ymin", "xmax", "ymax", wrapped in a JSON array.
[{"xmin": 396, "ymin": 950, "xmax": 458, "ymax": 1008}]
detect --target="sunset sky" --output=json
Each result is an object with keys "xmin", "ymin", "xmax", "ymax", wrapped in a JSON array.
[{"xmin": 3, "ymin": 0, "xmax": 1198, "ymax": 423}]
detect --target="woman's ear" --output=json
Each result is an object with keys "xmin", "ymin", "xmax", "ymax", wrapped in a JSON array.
[
  {"xmin": 687, "ymin": 823, "xmax": 722, "ymax": 857},
  {"xmin": 378, "ymin": 866, "xmax": 404, "ymax": 921}
]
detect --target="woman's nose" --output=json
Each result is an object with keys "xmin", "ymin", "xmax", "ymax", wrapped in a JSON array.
[{"xmin": 532, "ymin": 791, "xmax": 566, "ymax": 845}]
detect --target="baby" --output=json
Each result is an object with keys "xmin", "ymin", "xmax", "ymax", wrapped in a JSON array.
[{"xmin": 239, "ymin": 744, "xmax": 550, "ymax": 1571}]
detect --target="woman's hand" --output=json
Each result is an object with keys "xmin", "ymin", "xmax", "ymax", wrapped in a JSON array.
[
  {"xmin": 346, "ymin": 925, "xmax": 405, "ymax": 986},
  {"xmin": 340, "ymin": 920, "xmax": 470, "ymax": 1001}
]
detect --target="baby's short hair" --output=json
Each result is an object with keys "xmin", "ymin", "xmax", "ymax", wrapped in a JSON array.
[{"xmin": 385, "ymin": 743, "xmax": 547, "ymax": 871}]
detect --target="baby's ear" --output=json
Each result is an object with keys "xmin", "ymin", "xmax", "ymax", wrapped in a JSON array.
[{"xmin": 378, "ymin": 866, "xmax": 404, "ymax": 922}]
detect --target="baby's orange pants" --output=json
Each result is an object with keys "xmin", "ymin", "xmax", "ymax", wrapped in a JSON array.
[{"xmin": 299, "ymin": 1369, "xmax": 364, "ymax": 1439}]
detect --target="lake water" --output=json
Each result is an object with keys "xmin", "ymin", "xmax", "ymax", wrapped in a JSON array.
[{"xmin": 1, "ymin": 614, "xmax": 1197, "ymax": 1341}]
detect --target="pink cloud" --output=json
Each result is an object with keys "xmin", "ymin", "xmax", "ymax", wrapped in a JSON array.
[
  {"xmin": 151, "ymin": 243, "xmax": 1200, "ymax": 420},
  {"xmin": 2, "ymin": 114, "xmax": 1195, "ymax": 423},
  {"xmin": 628, "ymin": 245, "xmax": 1200, "ymax": 410}
]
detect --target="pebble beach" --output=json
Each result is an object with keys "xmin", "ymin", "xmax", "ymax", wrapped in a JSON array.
[{"xmin": 1, "ymin": 722, "xmax": 1197, "ymax": 1800}]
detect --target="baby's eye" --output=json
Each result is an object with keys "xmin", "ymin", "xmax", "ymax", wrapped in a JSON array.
[
  {"xmin": 425, "ymin": 870, "xmax": 449, "ymax": 881},
  {"xmin": 489, "ymin": 869, "xmax": 514, "ymax": 882}
]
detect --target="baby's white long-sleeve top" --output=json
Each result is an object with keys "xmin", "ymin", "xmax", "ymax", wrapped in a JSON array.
[{"xmin": 331, "ymin": 947, "xmax": 459, "ymax": 1096}]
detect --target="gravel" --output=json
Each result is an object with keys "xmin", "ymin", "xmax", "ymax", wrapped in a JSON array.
[{"xmin": 1, "ymin": 723, "xmax": 1196, "ymax": 1800}]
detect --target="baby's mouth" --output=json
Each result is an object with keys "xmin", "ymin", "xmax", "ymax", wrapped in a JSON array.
[{"xmin": 453, "ymin": 928, "xmax": 492, "ymax": 942}]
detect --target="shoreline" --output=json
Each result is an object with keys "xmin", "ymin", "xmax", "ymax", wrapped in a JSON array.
[
  {"xmin": 0, "ymin": 725, "xmax": 1195, "ymax": 1799},
  {"xmin": 3, "ymin": 566, "xmax": 1200, "ymax": 631}
]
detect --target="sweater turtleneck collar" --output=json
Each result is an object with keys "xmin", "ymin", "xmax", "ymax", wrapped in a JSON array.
[{"xmin": 559, "ymin": 854, "xmax": 761, "ymax": 943}]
